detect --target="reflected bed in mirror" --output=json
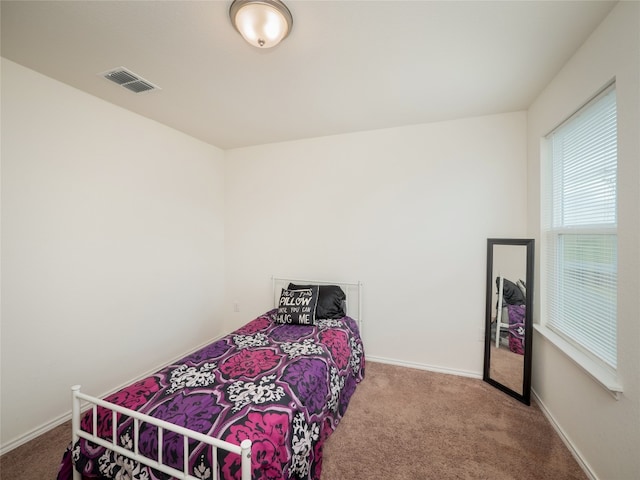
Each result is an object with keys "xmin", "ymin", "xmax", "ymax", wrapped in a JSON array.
[{"xmin": 483, "ymin": 238, "xmax": 534, "ymax": 405}]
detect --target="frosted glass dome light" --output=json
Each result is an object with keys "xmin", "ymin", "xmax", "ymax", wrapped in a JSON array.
[{"xmin": 230, "ymin": 0, "xmax": 293, "ymax": 48}]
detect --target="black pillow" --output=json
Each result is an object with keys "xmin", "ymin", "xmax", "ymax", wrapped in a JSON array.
[
  {"xmin": 288, "ymin": 283, "xmax": 346, "ymax": 319},
  {"xmin": 497, "ymin": 277, "xmax": 525, "ymax": 305},
  {"xmin": 276, "ymin": 286, "xmax": 319, "ymax": 325}
]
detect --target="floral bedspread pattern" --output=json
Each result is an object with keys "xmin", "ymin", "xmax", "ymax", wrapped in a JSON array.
[
  {"xmin": 57, "ymin": 310, "xmax": 364, "ymax": 480},
  {"xmin": 507, "ymin": 304, "xmax": 525, "ymax": 355}
]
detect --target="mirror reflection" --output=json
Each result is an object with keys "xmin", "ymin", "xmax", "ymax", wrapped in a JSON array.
[{"xmin": 484, "ymin": 238, "xmax": 534, "ymax": 405}]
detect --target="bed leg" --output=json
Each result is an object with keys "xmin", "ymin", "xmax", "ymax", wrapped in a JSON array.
[
  {"xmin": 71, "ymin": 385, "xmax": 81, "ymax": 480},
  {"xmin": 240, "ymin": 439, "xmax": 252, "ymax": 480}
]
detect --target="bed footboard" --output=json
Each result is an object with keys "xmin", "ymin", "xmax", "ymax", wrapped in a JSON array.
[{"xmin": 70, "ymin": 385, "xmax": 252, "ymax": 480}]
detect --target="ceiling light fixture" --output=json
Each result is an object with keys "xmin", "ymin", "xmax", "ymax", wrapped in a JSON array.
[{"xmin": 229, "ymin": 0, "xmax": 293, "ymax": 48}]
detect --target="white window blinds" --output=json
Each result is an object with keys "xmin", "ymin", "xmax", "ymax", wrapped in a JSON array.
[{"xmin": 545, "ymin": 84, "xmax": 617, "ymax": 369}]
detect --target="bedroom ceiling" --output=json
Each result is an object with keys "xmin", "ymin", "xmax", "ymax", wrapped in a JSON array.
[{"xmin": 1, "ymin": 1, "xmax": 616, "ymax": 150}]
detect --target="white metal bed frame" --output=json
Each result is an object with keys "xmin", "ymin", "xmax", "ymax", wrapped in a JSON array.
[
  {"xmin": 70, "ymin": 277, "xmax": 362, "ymax": 480},
  {"xmin": 71, "ymin": 386, "xmax": 251, "ymax": 480},
  {"xmin": 495, "ymin": 275, "xmax": 506, "ymax": 348}
]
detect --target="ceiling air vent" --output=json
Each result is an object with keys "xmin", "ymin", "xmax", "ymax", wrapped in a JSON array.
[{"xmin": 99, "ymin": 67, "xmax": 160, "ymax": 94}]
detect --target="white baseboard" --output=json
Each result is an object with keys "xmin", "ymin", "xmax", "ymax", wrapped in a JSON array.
[
  {"xmin": 367, "ymin": 355, "xmax": 483, "ymax": 380},
  {"xmin": 0, "ymin": 334, "xmax": 225, "ymax": 456},
  {"xmin": 0, "ymin": 411, "xmax": 72, "ymax": 456},
  {"xmin": 531, "ymin": 388, "xmax": 598, "ymax": 480}
]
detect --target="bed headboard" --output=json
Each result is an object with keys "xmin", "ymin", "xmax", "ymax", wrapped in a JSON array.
[{"xmin": 272, "ymin": 276, "xmax": 363, "ymax": 332}]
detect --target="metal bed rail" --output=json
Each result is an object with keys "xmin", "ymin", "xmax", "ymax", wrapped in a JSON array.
[{"xmin": 71, "ymin": 385, "xmax": 251, "ymax": 480}]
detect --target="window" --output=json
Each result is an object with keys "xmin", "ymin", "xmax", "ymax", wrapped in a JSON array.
[{"xmin": 544, "ymin": 84, "xmax": 617, "ymax": 370}]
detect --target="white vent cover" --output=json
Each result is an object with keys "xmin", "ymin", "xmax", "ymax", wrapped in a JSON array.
[{"xmin": 99, "ymin": 67, "xmax": 160, "ymax": 94}]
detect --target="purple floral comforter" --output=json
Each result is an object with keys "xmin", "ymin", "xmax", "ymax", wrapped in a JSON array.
[
  {"xmin": 57, "ymin": 310, "xmax": 365, "ymax": 480},
  {"xmin": 507, "ymin": 304, "xmax": 525, "ymax": 355}
]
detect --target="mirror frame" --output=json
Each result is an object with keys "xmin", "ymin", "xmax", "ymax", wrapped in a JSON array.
[{"xmin": 483, "ymin": 238, "xmax": 534, "ymax": 405}]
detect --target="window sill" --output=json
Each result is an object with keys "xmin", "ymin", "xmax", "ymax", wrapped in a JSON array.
[{"xmin": 533, "ymin": 324, "xmax": 623, "ymax": 399}]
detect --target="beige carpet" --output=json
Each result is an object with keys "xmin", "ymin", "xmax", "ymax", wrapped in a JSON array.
[
  {"xmin": 0, "ymin": 361, "xmax": 586, "ymax": 480},
  {"xmin": 322, "ymin": 362, "xmax": 586, "ymax": 480},
  {"xmin": 489, "ymin": 343, "xmax": 525, "ymax": 394},
  {"xmin": 0, "ymin": 420, "xmax": 70, "ymax": 480}
]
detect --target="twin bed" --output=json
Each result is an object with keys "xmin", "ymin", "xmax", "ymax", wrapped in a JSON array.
[
  {"xmin": 57, "ymin": 278, "xmax": 365, "ymax": 480},
  {"xmin": 494, "ymin": 276, "xmax": 526, "ymax": 355}
]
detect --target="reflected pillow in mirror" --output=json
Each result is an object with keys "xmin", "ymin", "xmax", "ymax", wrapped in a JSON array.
[{"xmin": 499, "ymin": 278, "xmax": 525, "ymax": 305}]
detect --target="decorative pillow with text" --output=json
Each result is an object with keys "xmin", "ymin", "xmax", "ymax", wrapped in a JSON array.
[
  {"xmin": 288, "ymin": 283, "xmax": 346, "ymax": 319},
  {"xmin": 276, "ymin": 286, "xmax": 319, "ymax": 325}
]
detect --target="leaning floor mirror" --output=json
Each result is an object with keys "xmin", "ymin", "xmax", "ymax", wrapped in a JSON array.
[{"xmin": 483, "ymin": 238, "xmax": 534, "ymax": 405}]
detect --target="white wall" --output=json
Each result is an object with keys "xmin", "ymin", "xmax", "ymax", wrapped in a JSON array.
[
  {"xmin": 225, "ymin": 112, "xmax": 527, "ymax": 376},
  {"xmin": 0, "ymin": 59, "xmax": 227, "ymax": 450},
  {"xmin": 527, "ymin": 2, "xmax": 640, "ymax": 479}
]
